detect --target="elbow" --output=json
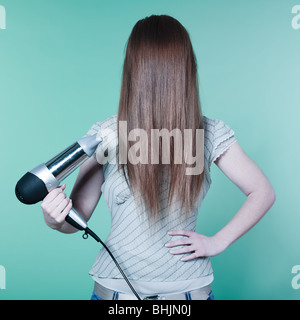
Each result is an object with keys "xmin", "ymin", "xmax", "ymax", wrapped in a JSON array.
[
  {"xmin": 260, "ymin": 182, "xmax": 276, "ymax": 210},
  {"xmin": 268, "ymin": 186, "xmax": 276, "ymax": 208},
  {"xmin": 249, "ymin": 181, "xmax": 276, "ymax": 211}
]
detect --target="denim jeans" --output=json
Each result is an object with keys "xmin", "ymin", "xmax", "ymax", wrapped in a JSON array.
[{"xmin": 90, "ymin": 290, "xmax": 215, "ymax": 300}]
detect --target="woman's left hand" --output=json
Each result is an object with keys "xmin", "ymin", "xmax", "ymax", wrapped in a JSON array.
[{"xmin": 165, "ymin": 230, "xmax": 226, "ymax": 261}]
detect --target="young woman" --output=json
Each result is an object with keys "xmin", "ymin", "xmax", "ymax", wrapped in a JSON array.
[{"xmin": 41, "ymin": 15, "xmax": 276, "ymax": 300}]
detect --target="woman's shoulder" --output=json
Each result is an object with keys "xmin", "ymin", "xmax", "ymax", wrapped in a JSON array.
[
  {"xmin": 203, "ymin": 115, "xmax": 235, "ymax": 138},
  {"xmin": 202, "ymin": 115, "xmax": 237, "ymax": 164},
  {"xmin": 85, "ymin": 114, "xmax": 117, "ymax": 136},
  {"xmin": 91, "ymin": 114, "xmax": 117, "ymax": 130},
  {"xmin": 203, "ymin": 115, "xmax": 230, "ymax": 130}
]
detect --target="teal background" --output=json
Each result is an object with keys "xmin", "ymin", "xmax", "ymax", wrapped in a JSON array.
[{"xmin": 0, "ymin": 0, "xmax": 299, "ymax": 300}]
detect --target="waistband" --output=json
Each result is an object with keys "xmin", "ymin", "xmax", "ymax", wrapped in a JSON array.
[{"xmin": 94, "ymin": 281, "xmax": 212, "ymax": 300}]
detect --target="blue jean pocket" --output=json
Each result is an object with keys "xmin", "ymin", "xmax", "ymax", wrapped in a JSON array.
[
  {"xmin": 90, "ymin": 291, "xmax": 103, "ymax": 300},
  {"xmin": 207, "ymin": 291, "xmax": 215, "ymax": 300}
]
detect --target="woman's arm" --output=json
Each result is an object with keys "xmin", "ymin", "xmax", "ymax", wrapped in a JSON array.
[
  {"xmin": 41, "ymin": 157, "xmax": 104, "ymax": 234},
  {"xmin": 211, "ymin": 141, "xmax": 276, "ymax": 249},
  {"xmin": 166, "ymin": 142, "xmax": 276, "ymax": 260}
]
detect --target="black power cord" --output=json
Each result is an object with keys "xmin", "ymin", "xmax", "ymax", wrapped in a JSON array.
[{"xmin": 84, "ymin": 227, "xmax": 142, "ymax": 301}]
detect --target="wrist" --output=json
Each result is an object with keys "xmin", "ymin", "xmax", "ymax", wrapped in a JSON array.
[
  {"xmin": 211, "ymin": 232, "xmax": 231, "ymax": 255},
  {"xmin": 56, "ymin": 220, "xmax": 79, "ymax": 234}
]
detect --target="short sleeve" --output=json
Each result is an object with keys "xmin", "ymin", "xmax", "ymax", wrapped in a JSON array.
[
  {"xmin": 204, "ymin": 117, "xmax": 237, "ymax": 166},
  {"xmin": 84, "ymin": 115, "xmax": 118, "ymax": 162}
]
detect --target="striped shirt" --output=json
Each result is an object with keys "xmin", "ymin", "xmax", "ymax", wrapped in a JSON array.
[{"xmin": 85, "ymin": 115, "xmax": 237, "ymax": 292}]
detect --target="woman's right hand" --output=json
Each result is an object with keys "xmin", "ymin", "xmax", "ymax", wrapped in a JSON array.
[{"xmin": 41, "ymin": 184, "xmax": 73, "ymax": 230}]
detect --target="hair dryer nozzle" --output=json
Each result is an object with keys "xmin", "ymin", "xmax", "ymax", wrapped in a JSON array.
[
  {"xmin": 15, "ymin": 172, "xmax": 49, "ymax": 204},
  {"xmin": 77, "ymin": 134, "xmax": 102, "ymax": 157}
]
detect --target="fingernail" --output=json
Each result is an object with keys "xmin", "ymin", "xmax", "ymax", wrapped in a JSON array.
[{"xmin": 165, "ymin": 243, "xmax": 170, "ymax": 247}]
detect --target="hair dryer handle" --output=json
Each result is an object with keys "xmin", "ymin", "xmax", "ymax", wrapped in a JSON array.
[{"xmin": 65, "ymin": 208, "xmax": 88, "ymax": 231}]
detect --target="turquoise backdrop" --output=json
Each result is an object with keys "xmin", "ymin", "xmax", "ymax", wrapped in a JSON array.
[{"xmin": 0, "ymin": 0, "xmax": 299, "ymax": 300}]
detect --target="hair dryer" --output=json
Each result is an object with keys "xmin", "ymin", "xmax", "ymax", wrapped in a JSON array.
[
  {"xmin": 15, "ymin": 134, "xmax": 102, "ymax": 231},
  {"xmin": 15, "ymin": 133, "xmax": 142, "ymax": 299}
]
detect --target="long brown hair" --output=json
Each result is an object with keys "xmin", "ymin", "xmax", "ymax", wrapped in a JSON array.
[{"xmin": 117, "ymin": 15, "xmax": 204, "ymax": 220}]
